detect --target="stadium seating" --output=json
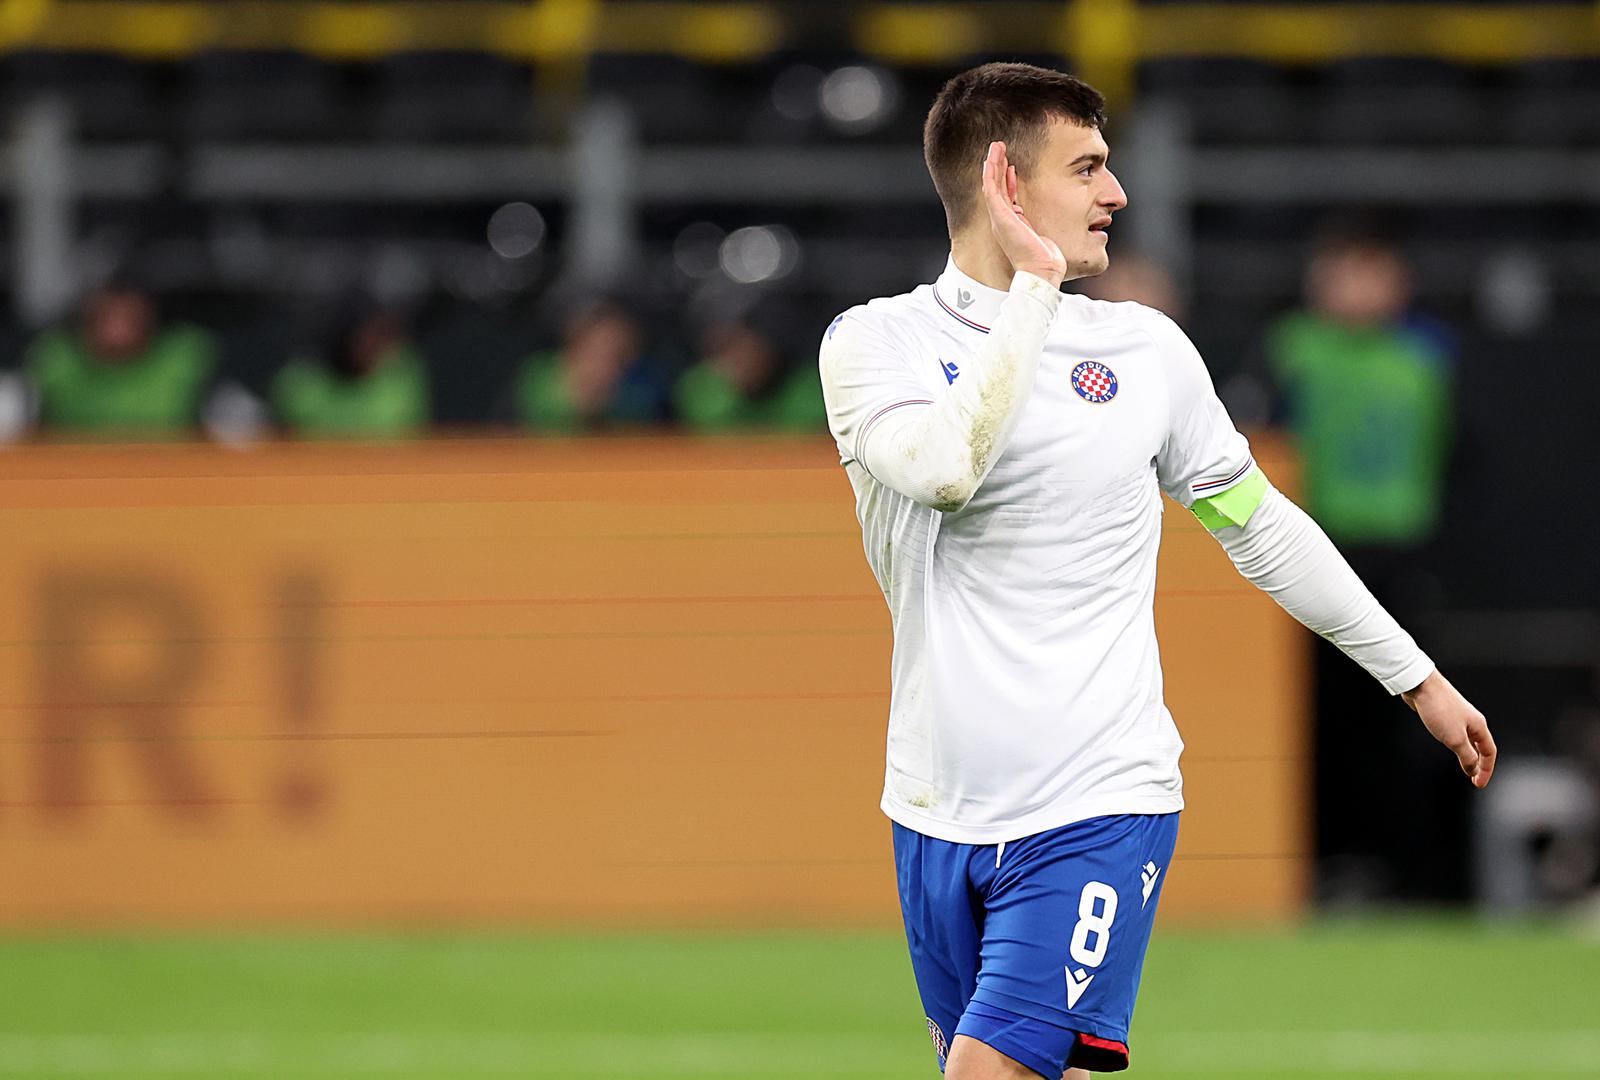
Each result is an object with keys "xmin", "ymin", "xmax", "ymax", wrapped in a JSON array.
[{"xmin": 0, "ymin": 13, "xmax": 1594, "ymax": 447}]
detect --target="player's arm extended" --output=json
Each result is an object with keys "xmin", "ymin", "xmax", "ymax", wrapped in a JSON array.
[
  {"xmin": 1207, "ymin": 484, "xmax": 1496, "ymax": 787},
  {"xmin": 1210, "ymin": 484, "xmax": 1433, "ymax": 694},
  {"xmin": 1155, "ymin": 311, "xmax": 1494, "ymax": 786},
  {"xmin": 822, "ymin": 273, "xmax": 1060, "ymax": 513}
]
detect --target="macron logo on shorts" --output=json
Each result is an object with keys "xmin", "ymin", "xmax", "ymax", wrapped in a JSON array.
[
  {"xmin": 1065, "ymin": 965, "xmax": 1095, "ymax": 1009},
  {"xmin": 1141, "ymin": 861, "xmax": 1160, "ymax": 907}
]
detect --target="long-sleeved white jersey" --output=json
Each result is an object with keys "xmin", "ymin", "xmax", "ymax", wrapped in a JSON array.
[{"xmin": 820, "ymin": 257, "xmax": 1434, "ymax": 844}]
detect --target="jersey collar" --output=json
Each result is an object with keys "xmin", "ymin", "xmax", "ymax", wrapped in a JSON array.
[{"xmin": 932, "ymin": 256, "xmax": 1007, "ymax": 334}]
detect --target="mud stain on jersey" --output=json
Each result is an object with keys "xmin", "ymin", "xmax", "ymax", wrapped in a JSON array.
[
  {"xmin": 932, "ymin": 481, "xmax": 963, "ymax": 510},
  {"xmin": 967, "ymin": 350, "xmax": 1018, "ymax": 480}
]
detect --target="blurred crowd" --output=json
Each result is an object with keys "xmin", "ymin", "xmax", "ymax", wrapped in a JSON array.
[
  {"xmin": 0, "ymin": 224, "xmax": 1452, "ymax": 460},
  {"xmin": 0, "ymin": 283, "xmax": 829, "ymax": 442}
]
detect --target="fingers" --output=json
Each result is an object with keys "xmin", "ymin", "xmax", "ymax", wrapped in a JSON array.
[
  {"xmin": 982, "ymin": 141, "xmax": 1010, "ymax": 218},
  {"xmin": 1007, "ymin": 162, "xmax": 1018, "ymax": 204},
  {"xmin": 1445, "ymin": 714, "xmax": 1497, "ymax": 788},
  {"xmin": 1452, "ymin": 733, "xmax": 1480, "ymax": 782},
  {"xmin": 1469, "ymin": 715, "xmax": 1498, "ymax": 789}
]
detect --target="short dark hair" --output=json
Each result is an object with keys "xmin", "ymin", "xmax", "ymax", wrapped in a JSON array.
[
  {"xmin": 923, "ymin": 62, "xmax": 1106, "ymax": 232},
  {"xmin": 1309, "ymin": 212, "xmax": 1401, "ymax": 259}
]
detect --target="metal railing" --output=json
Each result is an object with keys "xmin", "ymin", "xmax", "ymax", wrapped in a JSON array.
[{"xmin": 10, "ymin": 89, "xmax": 1600, "ymax": 322}]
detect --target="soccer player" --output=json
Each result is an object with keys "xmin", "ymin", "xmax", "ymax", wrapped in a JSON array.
[{"xmin": 818, "ymin": 63, "xmax": 1496, "ymax": 1079}]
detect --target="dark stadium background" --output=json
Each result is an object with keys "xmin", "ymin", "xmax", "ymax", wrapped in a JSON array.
[{"xmin": 0, "ymin": 2, "xmax": 1596, "ymax": 1078}]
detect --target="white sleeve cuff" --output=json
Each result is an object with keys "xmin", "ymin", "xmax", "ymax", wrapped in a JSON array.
[
  {"xmin": 1010, "ymin": 270, "xmax": 1065, "ymax": 313},
  {"xmin": 1380, "ymin": 651, "xmax": 1436, "ymax": 698}
]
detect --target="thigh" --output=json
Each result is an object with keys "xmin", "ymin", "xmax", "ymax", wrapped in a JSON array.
[
  {"xmin": 944, "ymin": 1036, "xmax": 1097, "ymax": 1080},
  {"xmin": 971, "ymin": 813, "xmax": 1180, "ymax": 1073},
  {"xmin": 892, "ymin": 822, "xmax": 984, "ymax": 1073}
]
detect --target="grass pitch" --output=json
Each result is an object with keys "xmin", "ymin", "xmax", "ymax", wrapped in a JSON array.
[{"xmin": 0, "ymin": 917, "xmax": 1595, "ymax": 1078}]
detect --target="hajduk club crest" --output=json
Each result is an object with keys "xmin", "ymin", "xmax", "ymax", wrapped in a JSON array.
[{"xmin": 1071, "ymin": 360, "xmax": 1118, "ymax": 403}]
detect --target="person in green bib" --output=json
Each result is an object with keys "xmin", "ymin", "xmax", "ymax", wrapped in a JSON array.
[
  {"xmin": 273, "ymin": 307, "xmax": 430, "ymax": 438},
  {"xmin": 1268, "ymin": 229, "xmax": 1454, "ymax": 549},
  {"xmin": 1267, "ymin": 222, "xmax": 1460, "ymax": 903},
  {"xmin": 513, "ymin": 298, "xmax": 667, "ymax": 433},
  {"xmin": 26, "ymin": 282, "xmax": 217, "ymax": 437},
  {"xmin": 672, "ymin": 307, "xmax": 826, "ymax": 434}
]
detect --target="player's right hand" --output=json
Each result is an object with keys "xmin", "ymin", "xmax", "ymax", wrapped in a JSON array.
[{"xmin": 982, "ymin": 140, "xmax": 1067, "ymax": 288}]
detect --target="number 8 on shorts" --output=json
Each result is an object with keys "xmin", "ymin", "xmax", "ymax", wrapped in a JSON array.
[{"xmin": 1069, "ymin": 881, "xmax": 1118, "ymax": 968}]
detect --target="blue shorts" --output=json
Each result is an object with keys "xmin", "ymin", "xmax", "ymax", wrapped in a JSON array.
[{"xmin": 893, "ymin": 812, "xmax": 1179, "ymax": 1077}]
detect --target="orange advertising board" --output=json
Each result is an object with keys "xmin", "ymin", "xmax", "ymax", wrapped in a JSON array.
[{"xmin": 0, "ymin": 435, "xmax": 1306, "ymax": 926}]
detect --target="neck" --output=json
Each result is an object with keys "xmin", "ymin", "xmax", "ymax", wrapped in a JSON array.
[{"xmin": 949, "ymin": 229, "xmax": 1017, "ymax": 292}]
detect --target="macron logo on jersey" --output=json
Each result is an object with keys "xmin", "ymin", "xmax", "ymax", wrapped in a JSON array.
[
  {"xmin": 941, "ymin": 359, "xmax": 960, "ymax": 384},
  {"xmin": 1065, "ymin": 966, "xmax": 1095, "ymax": 1009}
]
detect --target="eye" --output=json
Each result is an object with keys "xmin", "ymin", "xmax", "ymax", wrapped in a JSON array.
[{"xmin": 1079, "ymin": 163, "xmax": 1097, "ymax": 178}]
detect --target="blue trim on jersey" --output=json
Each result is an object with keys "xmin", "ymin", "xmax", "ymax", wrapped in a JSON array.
[{"xmin": 933, "ymin": 287, "xmax": 991, "ymax": 334}]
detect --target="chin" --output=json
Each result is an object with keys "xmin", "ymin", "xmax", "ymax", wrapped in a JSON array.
[{"xmin": 1064, "ymin": 252, "xmax": 1111, "ymax": 283}]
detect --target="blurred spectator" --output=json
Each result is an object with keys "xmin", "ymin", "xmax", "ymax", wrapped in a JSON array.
[
  {"xmin": 24, "ymin": 281, "xmax": 216, "ymax": 436},
  {"xmin": 1267, "ymin": 221, "xmax": 1460, "ymax": 902},
  {"xmin": 1268, "ymin": 223, "xmax": 1454, "ymax": 548},
  {"xmin": 273, "ymin": 306, "xmax": 430, "ymax": 438},
  {"xmin": 673, "ymin": 308, "xmax": 826, "ymax": 433},
  {"xmin": 1076, "ymin": 250, "xmax": 1185, "ymax": 324},
  {"xmin": 513, "ymin": 299, "xmax": 667, "ymax": 432}
]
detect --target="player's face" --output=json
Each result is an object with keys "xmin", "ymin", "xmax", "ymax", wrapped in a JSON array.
[{"xmin": 1015, "ymin": 119, "xmax": 1128, "ymax": 281}]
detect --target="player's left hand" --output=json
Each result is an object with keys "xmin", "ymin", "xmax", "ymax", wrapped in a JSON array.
[{"xmin": 1401, "ymin": 669, "xmax": 1497, "ymax": 789}]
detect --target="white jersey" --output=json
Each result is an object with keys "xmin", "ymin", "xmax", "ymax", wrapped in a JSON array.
[{"xmin": 820, "ymin": 257, "xmax": 1429, "ymax": 844}]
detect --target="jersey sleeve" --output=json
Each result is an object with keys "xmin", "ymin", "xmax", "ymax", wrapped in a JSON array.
[
  {"xmin": 1151, "ymin": 313, "xmax": 1266, "ymax": 530},
  {"xmin": 1210, "ymin": 485, "xmax": 1435, "ymax": 694},
  {"xmin": 817, "ymin": 307, "xmax": 935, "ymax": 474},
  {"xmin": 1150, "ymin": 314, "xmax": 1433, "ymax": 693}
]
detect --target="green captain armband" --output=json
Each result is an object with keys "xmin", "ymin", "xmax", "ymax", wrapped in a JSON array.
[{"xmin": 1188, "ymin": 465, "xmax": 1268, "ymax": 530}]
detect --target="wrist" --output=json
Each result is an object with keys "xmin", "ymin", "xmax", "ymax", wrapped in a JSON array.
[
  {"xmin": 1401, "ymin": 667, "xmax": 1444, "ymax": 709},
  {"xmin": 1013, "ymin": 265, "xmax": 1066, "ymax": 289},
  {"xmin": 1008, "ymin": 270, "xmax": 1066, "ymax": 314}
]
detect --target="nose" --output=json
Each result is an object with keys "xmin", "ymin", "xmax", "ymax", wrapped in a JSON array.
[{"xmin": 1101, "ymin": 168, "xmax": 1129, "ymax": 212}]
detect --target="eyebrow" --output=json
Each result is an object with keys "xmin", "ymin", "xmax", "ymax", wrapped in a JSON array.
[{"xmin": 1068, "ymin": 152, "xmax": 1107, "ymax": 169}]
